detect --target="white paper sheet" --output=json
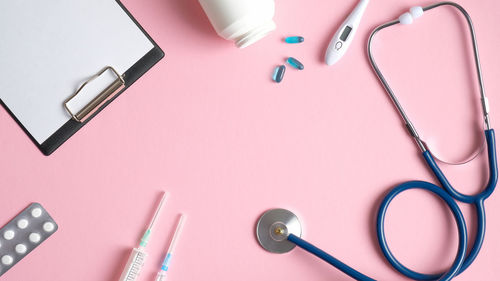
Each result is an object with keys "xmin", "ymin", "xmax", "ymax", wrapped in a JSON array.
[{"xmin": 0, "ymin": 0, "xmax": 154, "ymax": 143}]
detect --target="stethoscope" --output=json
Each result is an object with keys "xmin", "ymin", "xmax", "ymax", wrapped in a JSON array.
[{"xmin": 255, "ymin": 2, "xmax": 498, "ymax": 281}]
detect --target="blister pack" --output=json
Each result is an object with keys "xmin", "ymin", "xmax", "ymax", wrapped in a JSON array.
[{"xmin": 0, "ymin": 203, "xmax": 58, "ymax": 277}]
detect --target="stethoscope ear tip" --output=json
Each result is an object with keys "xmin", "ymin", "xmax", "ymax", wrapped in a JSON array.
[
  {"xmin": 399, "ymin": 6, "xmax": 424, "ymax": 25},
  {"xmin": 256, "ymin": 208, "xmax": 302, "ymax": 254}
]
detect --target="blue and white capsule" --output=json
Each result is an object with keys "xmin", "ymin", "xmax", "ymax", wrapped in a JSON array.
[
  {"xmin": 272, "ymin": 65, "xmax": 286, "ymax": 83},
  {"xmin": 286, "ymin": 57, "xmax": 304, "ymax": 70},
  {"xmin": 285, "ymin": 36, "xmax": 304, "ymax": 44}
]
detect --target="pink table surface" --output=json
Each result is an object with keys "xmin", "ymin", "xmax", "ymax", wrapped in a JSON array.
[{"xmin": 1, "ymin": 0, "xmax": 500, "ymax": 280}]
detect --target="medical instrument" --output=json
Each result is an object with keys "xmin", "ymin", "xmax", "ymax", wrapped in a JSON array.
[
  {"xmin": 272, "ymin": 65, "xmax": 286, "ymax": 83},
  {"xmin": 155, "ymin": 214, "xmax": 186, "ymax": 281},
  {"xmin": 325, "ymin": 0, "xmax": 369, "ymax": 65},
  {"xmin": 118, "ymin": 192, "xmax": 168, "ymax": 281},
  {"xmin": 257, "ymin": 2, "xmax": 497, "ymax": 281},
  {"xmin": 285, "ymin": 36, "xmax": 304, "ymax": 44},
  {"xmin": 0, "ymin": 203, "xmax": 58, "ymax": 277},
  {"xmin": 287, "ymin": 57, "xmax": 304, "ymax": 70}
]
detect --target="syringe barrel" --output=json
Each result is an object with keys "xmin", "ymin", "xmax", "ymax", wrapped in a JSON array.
[
  {"xmin": 155, "ymin": 271, "xmax": 167, "ymax": 281},
  {"xmin": 118, "ymin": 247, "xmax": 148, "ymax": 281}
]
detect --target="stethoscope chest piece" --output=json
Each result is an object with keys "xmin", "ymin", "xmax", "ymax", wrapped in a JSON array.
[{"xmin": 256, "ymin": 208, "xmax": 302, "ymax": 254}]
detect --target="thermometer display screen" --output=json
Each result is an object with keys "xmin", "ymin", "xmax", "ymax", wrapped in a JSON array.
[{"xmin": 340, "ymin": 26, "xmax": 352, "ymax": 41}]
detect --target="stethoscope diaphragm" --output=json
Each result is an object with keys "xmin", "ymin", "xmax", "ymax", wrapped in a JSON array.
[{"xmin": 256, "ymin": 208, "xmax": 302, "ymax": 254}]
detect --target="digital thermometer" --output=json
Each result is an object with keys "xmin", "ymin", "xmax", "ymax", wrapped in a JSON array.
[{"xmin": 325, "ymin": 0, "xmax": 369, "ymax": 65}]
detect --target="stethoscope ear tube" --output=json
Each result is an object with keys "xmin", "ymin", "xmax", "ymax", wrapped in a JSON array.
[
  {"xmin": 280, "ymin": 130, "xmax": 496, "ymax": 281},
  {"xmin": 423, "ymin": 130, "xmax": 498, "ymax": 204},
  {"xmin": 287, "ymin": 234, "xmax": 376, "ymax": 281},
  {"xmin": 376, "ymin": 129, "xmax": 497, "ymax": 281},
  {"xmin": 376, "ymin": 181, "xmax": 468, "ymax": 281}
]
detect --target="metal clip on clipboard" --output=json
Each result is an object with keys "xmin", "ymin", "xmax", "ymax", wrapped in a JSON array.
[{"xmin": 64, "ymin": 66, "xmax": 125, "ymax": 123}]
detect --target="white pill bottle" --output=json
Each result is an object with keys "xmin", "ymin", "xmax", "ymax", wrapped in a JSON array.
[{"xmin": 198, "ymin": 0, "xmax": 276, "ymax": 48}]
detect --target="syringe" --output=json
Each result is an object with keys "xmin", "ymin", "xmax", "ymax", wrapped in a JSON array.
[
  {"xmin": 118, "ymin": 192, "xmax": 168, "ymax": 281},
  {"xmin": 155, "ymin": 214, "xmax": 186, "ymax": 281}
]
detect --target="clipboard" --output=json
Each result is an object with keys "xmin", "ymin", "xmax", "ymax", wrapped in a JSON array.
[{"xmin": 0, "ymin": 0, "xmax": 164, "ymax": 155}]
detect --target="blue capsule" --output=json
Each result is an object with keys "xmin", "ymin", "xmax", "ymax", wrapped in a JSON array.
[
  {"xmin": 287, "ymin": 57, "xmax": 304, "ymax": 70},
  {"xmin": 285, "ymin": 36, "xmax": 304, "ymax": 44},
  {"xmin": 272, "ymin": 65, "xmax": 286, "ymax": 83}
]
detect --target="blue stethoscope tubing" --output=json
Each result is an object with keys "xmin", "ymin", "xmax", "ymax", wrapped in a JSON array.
[
  {"xmin": 283, "ymin": 2, "xmax": 498, "ymax": 281},
  {"xmin": 377, "ymin": 130, "xmax": 497, "ymax": 281},
  {"xmin": 287, "ymin": 129, "xmax": 497, "ymax": 281}
]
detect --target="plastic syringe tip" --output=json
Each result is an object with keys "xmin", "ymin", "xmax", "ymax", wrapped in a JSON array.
[
  {"xmin": 156, "ymin": 214, "xmax": 186, "ymax": 278},
  {"xmin": 166, "ymin": 214, "xmax": 186, "ymax": 255},
  {"xmin": 140, "ymin": 192, "xmax": 169, "ymax": 247}
]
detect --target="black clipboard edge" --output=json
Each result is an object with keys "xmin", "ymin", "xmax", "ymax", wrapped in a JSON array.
[
  {"xmin": 39, "ymin": 46, "xmax": 164, "ymax": 156},
  {"xmin": 0, "ymin": 0, "xmax": 164, "ymax": 156}
]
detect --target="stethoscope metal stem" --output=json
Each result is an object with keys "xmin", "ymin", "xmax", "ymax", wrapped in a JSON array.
[
  {"xmin": 424, "ymin": 2, "xmax": 491, "ymax": 130},
  {"xmin": 367, "ymin": 2, "xmax": 491, "ymax": 153}
]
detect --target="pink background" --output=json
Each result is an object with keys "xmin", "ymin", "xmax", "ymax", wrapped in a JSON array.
[{"xmin": 1, "ymin": 0, "xmax": 500, "ymax": 280}]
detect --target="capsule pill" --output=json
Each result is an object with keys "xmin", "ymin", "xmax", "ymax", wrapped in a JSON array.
[
  {"xmin": 287, "ymin": 57, "xmax": 304, "ymax": 70},
  {"xmin": 272, "ymin": 65, "xmax": 286, "ymax": 83},
  {"xmin": 285, "ymin": 36, "xmax": 304, "ymax": 44}
]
